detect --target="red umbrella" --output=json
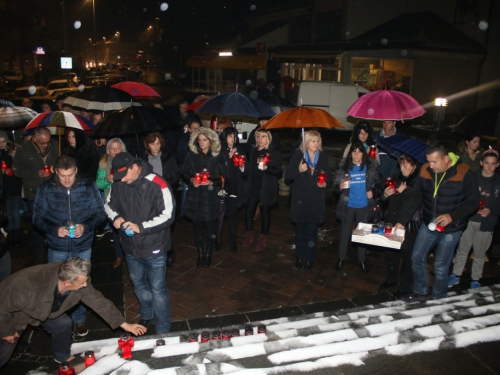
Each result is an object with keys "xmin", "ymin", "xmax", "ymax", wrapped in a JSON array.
[
  {"xmin": 111, "ymin": 82, "xmax": 161, "ymax": 100},
  {"xmin": 347, "ymin": 90, "xmax": 425, "ymax": 121},
  {"xmin": 186, "ymin": 98, "xmax": 209, "ymax": 112}
]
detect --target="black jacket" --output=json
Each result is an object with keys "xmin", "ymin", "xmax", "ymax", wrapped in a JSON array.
[
  {"xmin": 61, "ymin": 130, "xmax": 99, "ymax": 180},
  {"xmin": 476, "ymin": 170, "xmax": 500, "ymax": 232},
  {"xmin": 1, "ymin": 150, "xmax": 21, "ymax": 200},
  {"xmin": 245, "ymin": 145, "xmax": 283, "ymax": 207},
  {"xmin": 217, "ymin": 144, "xmax": 245, "ymax": 213},
  {"xmin": 285, "ymin": 149, "xmax": 332, "ymax": 224},
  {"xmin": 334, "ymin": 157, "xmax": 383, "ymax": 223},
  {"xmin": 105, "ymin": 160, "xmax": 176, "ymax": 258}
]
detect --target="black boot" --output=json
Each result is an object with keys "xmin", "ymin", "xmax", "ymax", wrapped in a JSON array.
[
  {"xmin": 197, "ymin": 246, "xmax": 204, "ymax": 267},
  {"xmin": 204, "ymin": 246, "xmax": 212, "ymax": 267}
]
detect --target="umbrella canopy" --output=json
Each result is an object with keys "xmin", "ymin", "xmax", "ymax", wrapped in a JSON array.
[
  {"xmin": 261, "ymin": 107, "xmax": 344, "ymax": 130},
  {"xmin": 111, "ymin": 82, "xmax": 161, "ymax": 100},
  {"xmin": 0, "ymin": 99, "xmax": 15, "ymax": 107},
  {"xmin": 24, "ymin": 111, "xmax": 94, "ymax": 133},
  {"xmin": 196, "ymin": 92, "xmax": 276, "ymax": 119},
  {"xmin": 347, "ymin": 90, "xmax": 425, "ymax": 121},
  {"xmin": 63, "ymin": 87, "xmax": 141, "ymax": 112},
  {"xmin": 90, "ymin": 106, "xmax": 162, "ymax": 139},
  {"xmin": 457, "ymin": 106, "xmax": 500, "ymax": 137},
  {"xmin": 141, "ymin": 106, "xmax": 177, "ymax": 131},
  {"xmin": 0, "ymin": 106, "xmax": 39, "ymax": 128},
  {"xmin": 390, "ymin": 137, "xmax": 429, "ymax": 165},
  {"xmin": 186, "ymin": 98, "xmax": 209, "ymax": 112}
]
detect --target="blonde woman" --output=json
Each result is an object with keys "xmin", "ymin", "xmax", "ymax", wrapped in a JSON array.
[
  {"xmin": 243, "ymin": 129, "xmax": 283, "ymax": 251},
  {"xmin": 285, "ymin": 131, "xmax": 331, "ymax": 270}
]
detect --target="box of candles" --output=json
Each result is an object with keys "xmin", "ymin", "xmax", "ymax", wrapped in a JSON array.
[{"xmin": 351, "ymin": 222, "xmax": 405, "ymax": 249}]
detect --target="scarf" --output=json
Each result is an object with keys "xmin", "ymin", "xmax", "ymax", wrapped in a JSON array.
[
  {"xmin": 32, "ymin": 139, "xmax": 51, "ymax": 160},
  {"xmin": 305, "ymin": 151, "xmax": 319, "ymax": 174}
]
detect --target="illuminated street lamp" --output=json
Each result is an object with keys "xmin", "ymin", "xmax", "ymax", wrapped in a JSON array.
[{"xmin": 434, "ymin": 97, "xmax": 448, "ymax": 130}]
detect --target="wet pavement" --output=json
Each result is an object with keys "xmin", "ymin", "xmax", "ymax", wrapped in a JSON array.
[{"xmin": 3, "ymin": 130, "xmax": 500, "ymax": 374}]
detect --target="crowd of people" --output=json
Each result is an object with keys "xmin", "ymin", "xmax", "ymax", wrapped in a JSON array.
[{"xmin": 0, "ymin": 100, "xmax": 499, "ymax": 370}]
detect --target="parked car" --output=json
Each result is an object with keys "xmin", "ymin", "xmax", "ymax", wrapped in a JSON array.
[
  {"xmin": 293, "ymin": 81, "xmax": 370, "ymax": 130},
  {"xmin": 14, "ymin": 86, "xmax": 49, "ymax": 98},
  {"xmin": 46, "ymin": 79, "xmax": 77, "ymax": 95},
  {"xmin": 1, "ymin": 70, "xmax": 23, "ymax": 87}
]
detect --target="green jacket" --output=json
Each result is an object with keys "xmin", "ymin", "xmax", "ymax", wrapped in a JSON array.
[{"xmin": 0, "ymin": 262, "xmax": 124, "ymax": 337}]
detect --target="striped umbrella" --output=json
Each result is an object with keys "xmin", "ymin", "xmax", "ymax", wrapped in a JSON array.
[
  {"xmin": 24, "ymin": 111, "xmax": 94, "ymax": 133},
  {"xmin": 0, "ymin": 105, "xmax": 39, "ymax": 128}
]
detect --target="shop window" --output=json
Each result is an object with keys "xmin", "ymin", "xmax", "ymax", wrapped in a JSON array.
[{"xmin": 351, "ymin": 57, "xmax": 413, "ymax": 94}]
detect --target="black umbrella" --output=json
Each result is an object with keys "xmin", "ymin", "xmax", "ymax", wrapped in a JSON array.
[
  {"xmin": 196, "ymin": 92, "xmax": 276, "ymax": 119},
  {"xmin": 90, "ymin": 106, "xmax": 162, "ymax": 139},
  {"xmin": 64, "ymin": 86, "xmax": 140, "ymax": 112},
  {"xmin": 457, "ymin": 106, "xmax": 500, "ymax": 137},
  {"xmin": 141, "ymin": 106, "xmax": 177, "ymax": 131},
  {"xmin": 0, "ymin": 105, "xmax": 38, "ymax": 129},
  {"xmin": 216, "ymin": 177, "xmax": 228, "ymax": 243}
]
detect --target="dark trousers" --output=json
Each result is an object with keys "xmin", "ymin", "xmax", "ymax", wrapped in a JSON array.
[
  {"xmin": 295, "ymin": 223, "xmax": 319, "ymax": 262},
  {"xmin": 0, "ymin": 313, "xmax": 72, "ymax": 368},
  {"xmin": 385, "ymin": 229, "xmax": 417, "ymax": 293},
  {"xmin": 245, "ymin": 197, "xmax": 271, "ymax": 234},
  {"xmin": 338, "ymin": 206, "xmax": 367, "ymax": 262},
  {"xmin": 219, "ymin": 210, "xmax": 238, "ymax": 251},
  {"xmin": 193, "ymin": 220, "xmax": 217, "ymax": 249},
  {"xmin": 112, "ymin": 227, "xmax": 124, "ymax": 258},
  {"xmin": 26, "ymin": 199, "xmax": 45, "ymax": 264}
]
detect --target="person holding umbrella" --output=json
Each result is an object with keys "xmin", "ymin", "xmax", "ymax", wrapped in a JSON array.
[
  {"xmin": 285, "ymin": 130, "xmax": 331, "ymax": 270},
  {"xmin": 181, "ymin": 128, "xmax": 222, "ymax": 267},
  {"xmin": 216, "ymin": 127, "xmax": 246, "ymax": 252},
  {"xmin": 334, "ymin": 141, "xmax": 383, "ymax": 273},
  {"xmin": 243, "ymin": 129, "xmax": 283, "ymax": 251}
]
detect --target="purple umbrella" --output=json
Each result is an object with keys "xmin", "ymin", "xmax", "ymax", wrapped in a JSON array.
[{"xmin": 347, "ymin": 90, "xmax": 425, "ymax": 121}]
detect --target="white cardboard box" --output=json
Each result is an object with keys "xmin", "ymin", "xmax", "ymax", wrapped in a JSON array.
[{"xmin": 351, "ymin": 223, "xmax": 405, "ymax": 249}]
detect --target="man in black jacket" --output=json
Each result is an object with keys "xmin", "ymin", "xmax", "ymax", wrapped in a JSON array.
[
  {"xmin": 401, "ymin": 143, "xmax": 479, "ymax": 301},
  {"xmin": 105, "ymin": 152, "xmax": 175, "ymax": 334}
]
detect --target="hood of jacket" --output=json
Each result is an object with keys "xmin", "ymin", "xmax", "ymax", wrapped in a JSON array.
[{"xmin": 188, "ymin": 127, "xmax": 221, "ymax": 156}]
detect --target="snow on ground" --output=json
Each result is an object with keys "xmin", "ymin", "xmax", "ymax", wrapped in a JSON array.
[{"xmin": 70, "ymin": 285, "xmax": 500, "ymax": 374}]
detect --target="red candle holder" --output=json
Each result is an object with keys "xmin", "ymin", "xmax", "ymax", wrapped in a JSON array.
[
  {"xmin": 194, "ymin": 173, "xmax": 202, "ymax": 184},
  {"xmin": 118, "ymin": 333, "xmax": 134, "ymax": 359},
  {"xmin": 232, "ymin": 152, "xmax": 241, "ymax": 166},
  {"xmin": 239, "ymin": 154, "xmax": 246, "ymax": 167},
  {"xmin": 317, "ymin": 170, "xmax": 327, "ymax": 186},
  {"xmin": 230, "ymin": 329, "xmax": 240, "ymax": 337},
  {"xmin": 211, "ymin": 330, "xmax": 221, "ymax": 340},
  {"xmin": 5, "ymin": 168, "xmax": 13, "ymax": 176},
  {"xmin": 257, "ymin": 324, "xmax": 266, "ymax": 334},
  {"xmin": 368, "ymin": 145, "xmax": 377, "ymax": 158},
  {"xmin": 201, "ymin": 331, "xmax": 210, "ymax": 343},
  {"xmin": 221, "ymin": 330, "xmax": 231, "ymax": 340},
  {"xmin": 385, "ymin": 177, "xmax": 396, "ymax": 191},
  {"xmin": 244, "ymin": 326, "xmax": 253, "ymax": 336},
  {"xmin": 201, "ymin": 169, "xmax": 210, "ymax": 183},
  {"xmin": 58, "ymin": 362, "xmax": 75, "ymax": 375},
  {"xmin": 189, "ymin": 332, "xmax": 199, "ymax": 342},
  {"xmin": 384, "ymin": 223, "xmax": 393, "ymax": 234},
  {"xmin": 43, "ymin": 165, "xmax": 51, "ymax": 174},
  {"xmin": 84, "ymin": 350, "xmax": 95, "ymax": 367},
  {"xmin": 0, "ymin": 161, "xmax": 7, "ymax": 170},
  {"xmin": 478, "ymin": 198, "xmax": 485, "ymax": 213}
]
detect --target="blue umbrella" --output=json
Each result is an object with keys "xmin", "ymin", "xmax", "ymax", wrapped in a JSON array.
[
  {"xmin": 390, "ymin": 137, "xmax": 429, "ymax": 165},
  {"xmin": 376, "ymin": 133, "xmax": 409, "ymax": 160},
  {"xmin": 196, "ymin": 92, "xmax": 276, "ymax": 119}
]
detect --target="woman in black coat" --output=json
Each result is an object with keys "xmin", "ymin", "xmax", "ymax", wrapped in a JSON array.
[
  {"xmin": 379, "ymin": 154, "xmax": 421, "ymax": 299},
  {"xmin": 334, "ymin": 141, "xmax": 383, "ymax": 273},
  {"xmin": 285, "ymin": 130, "xmax": 332, "ymax": 270},
  {"xmin": 142, "ymin": 132, "xmax": 179, "ymax": 190},
  {"xmin": 181, "ymin": 127, "xmax": 222, "ymax": 267},
  {"xmin": 243, "ymin": 128, "xmax": 283, "ymax": 251},
  {"xmin": 61, "ymin": 128, "xmax": 99, "ymax": 179},
  {"xmin": 217, "ymin": 127, "xmax": 245, "ymax": 252}
]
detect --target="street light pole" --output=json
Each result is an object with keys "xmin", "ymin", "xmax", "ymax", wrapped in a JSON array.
[{"xmin": 92, "ymin": 0, "xmax": 97, "ymax": 66}]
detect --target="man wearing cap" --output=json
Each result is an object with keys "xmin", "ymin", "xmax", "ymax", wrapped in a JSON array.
[{"xmin": 104, "ymin": 152, "xmax": 175, "ymax": 334}]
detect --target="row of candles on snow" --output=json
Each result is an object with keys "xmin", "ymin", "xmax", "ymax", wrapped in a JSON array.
[{"xmin": 58, "ymin": 325, "xmax": 267, "ymax": 374}]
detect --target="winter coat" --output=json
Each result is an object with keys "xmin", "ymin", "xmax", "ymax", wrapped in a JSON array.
[
  {"xmin": 217, "ymin": 144, "xmax": 245, "ymax": 213},
  {"xmin": 285, "ymin": 149, "xmax": 332, "ymax": 224},
  {"xmin": 1, "ymin": 150, "xmax": 22, "ymax": 200},
  {"xmin": 404, "ymin": 153, "xmax": 479, "ymax": 233},
  {"xmin": 381, "ymin": 165, "xmax": 422, "ymax": 228},
  {"xmin": 105, "ymin": 160, "xmax": 176, "ymax": 259},
  {"xmin": 334, "ymin": 157, "xmax": 383, "ymax": 223},
  {"xmin": 244, "ymin": 145, "xmax": 283, "ymax": 206},
  {"xmin": 476, "ymin": 170, "xmax": 500, "ymax": 232},
  {"xmin": 33, "ymin": 175, "xmax": 106, "ymax": 253},
  {"xmin": 61, "ymin": 130, "xmax": 100, "ymax": 180},
  {"xmin": 456, "ymin": 141, "xmax": 483, "ymax": 172},
  {"xmin": 12, "ymin": 139, "xmax": 59, "ymax": 200},
  {"xmin": 0, "ymin": 262, "xmax": 124, "ymax": 337},
  {"xmin": 181, "ymin": 127, "xmax": 222, "ymax": 222},
  {"xmin": 142, "ymin": 150, "xmax": 179, "ymax": 190}
]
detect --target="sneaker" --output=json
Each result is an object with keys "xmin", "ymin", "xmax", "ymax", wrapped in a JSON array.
[
  {"xmin": 402, "ymin": 292, "xmax": 427, "ymax": 303},
  {"xmin": 74, "ymin": 322, "xmax": 89, "ymax": 336},
  {"xmin": 95, "ymin": 228, "xmax": 111, "ymax": 238},
  {"xmin": 471, "ymin": 280, "xmax": 482, "ymax": 289},
  {"xmin": 447, "ymin": 274, "xmax": 460, "ymax": 288}
]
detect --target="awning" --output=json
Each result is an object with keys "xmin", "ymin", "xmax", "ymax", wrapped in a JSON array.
[{"xmin": 187, "ymin": 55, "xmax": 267, "ymax": 70}]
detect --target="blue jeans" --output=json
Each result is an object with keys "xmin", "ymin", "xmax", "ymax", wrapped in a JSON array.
[
  {"xmin": 48, "ymin": 248, "xmax": 92, "ymax": 323},
  {"xmin": 411, "ymin": 225, "xmax": 462, "ymax": 299},
  {"xmin": 125, "ymin": 253, "xmax": 171, "ymax": 334}
]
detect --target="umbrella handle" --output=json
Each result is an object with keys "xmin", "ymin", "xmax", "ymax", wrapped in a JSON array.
[{"xmin": 219, "ymin": 175, "xmax": 225, "ymax": 190}]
